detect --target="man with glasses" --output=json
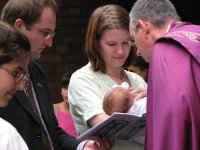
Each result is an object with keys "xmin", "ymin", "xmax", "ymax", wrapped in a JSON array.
[{"xmin": 0, "ymin": 0, "xmax": 111, "ymax": 149}]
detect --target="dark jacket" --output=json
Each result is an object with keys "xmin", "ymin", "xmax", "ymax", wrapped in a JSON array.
[{"xmin": 0, "ymin": 61, "xmax": 79, "ymax": 150}]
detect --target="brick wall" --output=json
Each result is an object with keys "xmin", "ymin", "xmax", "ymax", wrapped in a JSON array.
[{"xmin": 0, "ymin": 0, "xmax": 200, "ymax": 102}]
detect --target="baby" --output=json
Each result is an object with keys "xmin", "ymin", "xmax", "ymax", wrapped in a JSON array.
[{"xmin": 103, "ymin": 86, "xmax": 146, "ymax": 117}]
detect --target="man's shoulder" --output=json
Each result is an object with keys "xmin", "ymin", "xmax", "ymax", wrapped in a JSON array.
[
  {"xmin": 29, "ymin": 60, "xmax": 46, "ymax": 76},
  {"xmin": 29, "ymin": 60, "xmax": 43, "ymax": 70}
]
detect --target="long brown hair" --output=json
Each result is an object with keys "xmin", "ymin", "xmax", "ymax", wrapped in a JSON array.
[{"xmin": 85, "ymin": 4, "xmax": 129, "ymax": 72}]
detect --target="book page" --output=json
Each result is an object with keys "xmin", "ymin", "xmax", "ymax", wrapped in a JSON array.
[{"xmin": 78, "ymin": 112, "xmax": 146, "ymax": 144}]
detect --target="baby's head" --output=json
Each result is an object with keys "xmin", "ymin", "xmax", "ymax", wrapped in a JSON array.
[{"xmin": 103, "ymin": 87, "xmax": 132, "ymax": 115}]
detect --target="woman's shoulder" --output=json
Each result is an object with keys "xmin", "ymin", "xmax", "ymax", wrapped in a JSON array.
[
  {"xmin": 0, "ymin": 117, "xmax": 18, "ymax": 136},
  {"xmin": 71, "ymin": 62, "xmax": 104, "ymax": 81},
  {"xmin": 72, "ymin": 63, "xmax": 93, "ymax": 77},
  {"xmin": 124, "ymin": 69, "xmax": 142, "ymax": 79},
  {"xmin": 124, "ymin": 70, "xmax": 147, "ymax": 88},
  {"xmin": 0, "ymin": 118, "xmax": 29, "ymax": 150},
  {"xmin": 0, "ymin": 117, "xmax": 14, "ymax": 128}
]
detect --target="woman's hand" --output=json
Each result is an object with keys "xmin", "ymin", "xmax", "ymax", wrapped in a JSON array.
[
  {"xmin": 129, "ymin": 87, "xmax": 147, "ymax": 101},
  {"xmin": 83, "ymin": 141, "xmax": 100, "ymax": 150}
]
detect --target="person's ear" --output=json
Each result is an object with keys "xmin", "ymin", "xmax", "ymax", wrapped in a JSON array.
[
  {"xmin": 15, "ymin": 19, "xmax": 25, "ymax": 29},
  {"xmin": 138, "ymin": 20, "xmax": 150, "ymax": 37},
  {"xmin": 138, "ymin": 19, "xmax": 150, "ymax": 37}
]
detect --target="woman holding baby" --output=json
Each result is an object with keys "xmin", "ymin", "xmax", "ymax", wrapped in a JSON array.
[{"xmin": 68, "ymin": 4, "xmax": 147, "ymax": 136}]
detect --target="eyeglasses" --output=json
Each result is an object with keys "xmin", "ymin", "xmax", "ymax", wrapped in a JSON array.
[
  {"xmin": 0, "ymin": 67, "xmax": 28, "ymax": 83},
  {"xmin": 31, "ymin": 26, "xmax": 56, "ymax": 40}
]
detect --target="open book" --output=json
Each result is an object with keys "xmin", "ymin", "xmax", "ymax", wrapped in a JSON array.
[{"xmin": 78, "ymin": 112, "xmax": 146, "ymax": 145}]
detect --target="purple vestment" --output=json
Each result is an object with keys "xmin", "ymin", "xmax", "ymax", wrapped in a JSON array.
[{"xmin": 145, "ymin": 22, "xmax": 200, "ymax": 150}]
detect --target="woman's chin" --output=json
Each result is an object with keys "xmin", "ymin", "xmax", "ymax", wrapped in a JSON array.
[
  {"xmin": 0, "ymin": 93, "xmax": 14, "ymax": 107},
  {"xmin": 0, "ymin": 100, "xmax": 9, "ymax": 108}
]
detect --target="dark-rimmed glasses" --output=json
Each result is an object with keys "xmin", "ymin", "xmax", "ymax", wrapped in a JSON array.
[{"xmin": 0, "ymin": 67, "xmax": 28, "ymax": 83}]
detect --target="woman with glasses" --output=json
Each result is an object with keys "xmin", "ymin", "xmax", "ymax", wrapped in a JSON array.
[{"xmin": 0, "ymin": 21, "xmax": 30, "ymax": 149}]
